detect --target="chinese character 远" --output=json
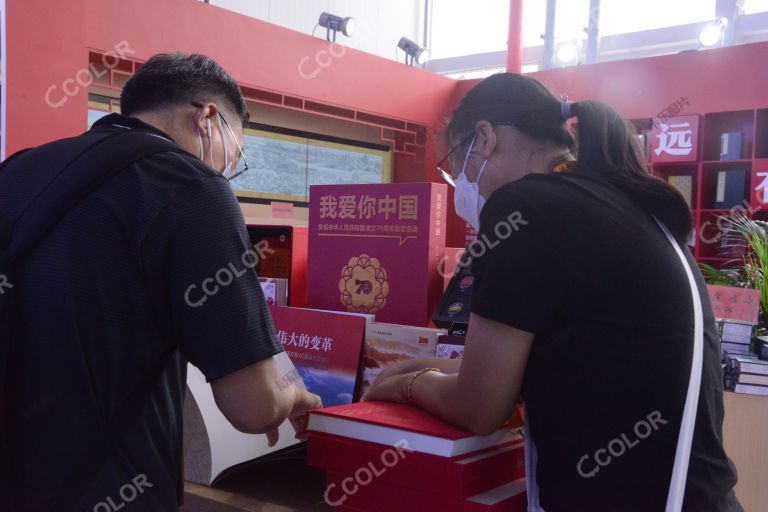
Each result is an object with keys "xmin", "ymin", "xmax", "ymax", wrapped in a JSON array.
[
  {"xmin": 655, "ymin": 122, "xmax": 694, "ymax": 157},
  {"xmin": 399, "ymin": 195, "xmax": 418, "ymax": 220},
  {"xmin": 319, "ymin": 196, "xmax": 338, "ymax": 219}
]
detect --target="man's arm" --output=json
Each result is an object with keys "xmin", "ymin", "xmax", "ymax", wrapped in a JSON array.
[
  {"xmin": 211, "ymin": 355, "xmax": 321, "ymax": 443},
  {"xmin": 142, "ymin": 170, "xmax": 322, "ymax": 442}
]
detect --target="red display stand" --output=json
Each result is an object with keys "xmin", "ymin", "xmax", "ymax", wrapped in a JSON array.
[{"xmin": 246, "ymin": 224, "xmax": 308, "ymax": 307}]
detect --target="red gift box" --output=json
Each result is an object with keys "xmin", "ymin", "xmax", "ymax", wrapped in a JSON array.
[
  {"xmin": 324, "ymin": 471, "xmax": 526, "ymax": 512},
  {"xmin": 308, "ymin": 432, "xmax": 524, "ymax": 500},
  {"xmin": 307, "ymin": 183, "xmax": 447, "ymax": 327}
]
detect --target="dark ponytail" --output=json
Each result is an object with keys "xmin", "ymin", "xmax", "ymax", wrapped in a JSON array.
[
  {"xmin": 569, "ymin": 100, "xmax": 692, "ymax": 244},
  {"xmin": 448, "ymin": 73, "xmax": 692, "ymax": 244}
]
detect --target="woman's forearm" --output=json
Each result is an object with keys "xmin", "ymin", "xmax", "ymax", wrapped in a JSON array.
[{"xmin": 406, "ymin": 370, "xmax": 478, "ymax": 432}]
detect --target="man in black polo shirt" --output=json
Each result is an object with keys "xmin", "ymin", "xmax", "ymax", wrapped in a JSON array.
[{"xmin": 0, "ymin": 53, "xmax": 321, "ymax": 511}]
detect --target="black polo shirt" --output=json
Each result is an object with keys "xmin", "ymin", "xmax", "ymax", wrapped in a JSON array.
[
  {"xmin": 0, "ymin": 114, "xmax": 283, "ymax": 511},
  {"xmin": 470, "ymin": 173, "xmax": 739, "ymax": 512}
]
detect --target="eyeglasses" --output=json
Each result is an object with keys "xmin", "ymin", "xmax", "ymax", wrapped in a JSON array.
[
  {"xmin": 435, "ymin": 123, "xmax": 514, "ymax": 188},
  {"xmin": 191, "ymin": 101, "xmax": 250, "ymax": 181},
  {"xmin": 435, "ymin": 132, "xmax": 473, "ymax": 188}
]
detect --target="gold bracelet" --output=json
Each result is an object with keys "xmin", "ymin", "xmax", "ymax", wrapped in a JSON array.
[{"xmin": 407, "ymin": 367, "xmax": 441, "ymax": 405}]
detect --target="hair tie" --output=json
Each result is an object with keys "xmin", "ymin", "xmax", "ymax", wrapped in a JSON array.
[{"xmin": 560, "ymin": 94, "xmax": 575, "ymax": 121}]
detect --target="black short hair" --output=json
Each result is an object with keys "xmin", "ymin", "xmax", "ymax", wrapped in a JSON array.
[{"xmin": 120, "ymin": 52, "xmax": 249, "ymax": 123}]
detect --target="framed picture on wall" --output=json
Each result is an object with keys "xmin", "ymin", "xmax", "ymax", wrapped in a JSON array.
[{"xmin": 230, "ymin": 127, "xmax": 392, "ymax": 203}]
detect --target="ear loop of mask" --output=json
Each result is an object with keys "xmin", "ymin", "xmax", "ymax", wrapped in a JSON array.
[
  {"xmin": 218, "ymin": 115, "xmax": 231, "ymax": 177},
  {"xmin": 207, "ymin": 119, "xmax": 214, "ymax": 170}
]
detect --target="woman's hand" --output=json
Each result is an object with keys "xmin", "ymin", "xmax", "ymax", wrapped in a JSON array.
[{"xmin": 362, "ymin": 372, "xmax": 413, "ymax": 403}]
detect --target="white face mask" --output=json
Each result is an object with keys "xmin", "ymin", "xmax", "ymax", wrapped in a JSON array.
[{"xmin": 453, "ymin": 135, "xmax": 488, "ymax": 231}]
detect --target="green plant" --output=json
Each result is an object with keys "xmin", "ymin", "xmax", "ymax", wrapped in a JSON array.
[{"xmin": 699, "ymin": 211, "xmax": 768, "ymax": 329}]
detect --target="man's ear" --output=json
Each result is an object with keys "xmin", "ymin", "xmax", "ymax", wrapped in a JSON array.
[
  {"xmin": 193, "ymin": 102, "xmax": 219, "ymax": 137},
  {"xmin": 473, "ymin": 120, "xmax": 496, "ymax": 159}
]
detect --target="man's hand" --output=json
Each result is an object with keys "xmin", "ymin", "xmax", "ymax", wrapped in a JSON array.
[{"xmin": 265, "ymin": 388, "xmax": 323, "ymax": 446}]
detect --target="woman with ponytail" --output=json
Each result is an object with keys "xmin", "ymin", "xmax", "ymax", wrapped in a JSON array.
[{"xmin": 364, "ymin": 73, "xmax": 741, "ymax": 511}]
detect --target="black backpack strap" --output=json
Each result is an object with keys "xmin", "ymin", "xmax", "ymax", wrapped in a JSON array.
[
  {"xmin": 8, "ymin": 130, "xmax": 184, "ymax": 262},
  {"xmin": 0, "ymin": 129, "xmax": 188, "ymax": 510}
]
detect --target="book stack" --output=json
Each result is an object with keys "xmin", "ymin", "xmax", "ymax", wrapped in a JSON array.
[
  {"xmin": 719, "ymin": 320, "xmax": 756, "ymax": 357},
  {"xmin": 724, "ymin": 354, "xmax": 768, "ymax": 396},
  {"xmin": 307, "ymin": 401, "xmax": 526, "ymax": 511}
]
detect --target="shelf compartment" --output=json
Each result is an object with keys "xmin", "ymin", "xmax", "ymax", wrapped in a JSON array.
[
  {"xmin": 756, "ymin": 109, "xmax": 768, "ymax": 159},
  {"xmin": 702, "ymin": 110, "xmax": 755, "ymax": 161},
  {"xmin": 700, "ymin": 162, "xmax": 752, "ymax": 211},
  {"xmin": 696, "ymin": 211, "xmax": 748, "ymax": 260}
]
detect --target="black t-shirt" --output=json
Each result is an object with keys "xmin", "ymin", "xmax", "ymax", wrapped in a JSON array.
[
  {"xmin": 0, "ymin": 114, "xmax": 283, "ymax": 511},
  {"xmin": 470, "ymin": 173, "xmax": 738, "ymax": 512}
]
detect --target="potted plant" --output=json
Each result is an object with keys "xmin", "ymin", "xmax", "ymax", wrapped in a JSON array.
[{"xmin": 699, "ymin": 211, "xmax": 768, "ymax": 333}]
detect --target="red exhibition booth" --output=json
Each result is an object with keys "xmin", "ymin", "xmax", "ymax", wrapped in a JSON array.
[{"xmin": 5, "ymin": 0, "xmax": 768, "ymax": 510}]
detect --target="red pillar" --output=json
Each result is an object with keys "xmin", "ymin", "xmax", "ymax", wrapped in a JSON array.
[{"xmin": 506, "ymin": 0, "xmax": 524, "ymax": 73}]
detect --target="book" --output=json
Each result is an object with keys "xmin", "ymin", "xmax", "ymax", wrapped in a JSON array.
[
  {"xmin": 720, "ymin": 132, "xmax": 743, "ymax": 161},
  {"xmin": 325, "ymin": 472, "xmax": 526, "ymax": 512},
  {"xmin": 713, "ymin": 169, "xmax": 747, "ymax": 209},
  {"xmin": 668, "ymin": 175, "xmax": 694, "ymax": 208},
  {"xmin": 306, "ymin": 183, "xmax": 447, "ymax": 327},
  {"xmin": 308, "ymin": 431, "xmax": 524, "ymax": 499},
  {"xmin": 721, "ymin": 341, "xmax": 752, "ymax": 357},
  {"xmin": 436, "ymin": 334, "xmax": 467, "ymax": 360},
  {"xmin": 731, "ymin": 383, "xmax": 768, "ymax": 396},
  {"xmin": 269, "ymin": 305, "xmax": 368, "ymax": 407},
  {"xmin": 721, "ymin": 321, "xmax": 754, "ymax": 344},
  {"xmin": 307, "ymin": 401, "xmax": 519, "ymax": 458},
  {"xmin": 258, "ymin": 277, "xmax": 288, "ymax": 306},
  {"xmin": 734, "ymin": 373, "xmax": 768, "ymax": 386},
  {"xmin": 727, "ymin": 354, "xmax": 768, "ymax": 375},
  {"xmin": 360, "ymin": 322, "xmax": 446, "ymax": 396},
  {"xmin": 183, "ymin": 352, "xmax": 307, "ymax": 485}
]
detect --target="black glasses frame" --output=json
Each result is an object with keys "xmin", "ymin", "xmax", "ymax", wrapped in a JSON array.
[{"xmin": 435, "ymin": 122, "xmax": 515, "ymax": 188}]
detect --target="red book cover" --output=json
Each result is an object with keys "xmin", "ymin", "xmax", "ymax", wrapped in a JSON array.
[
  {"xmin": 269, "ymin": 305, "xmax": 367, "ymax": 407},
  {"xmin": 308, "ymin": 432, "xmax": 524, "ymax": 499},
  {"xmin": 324, "ymin": 472, "xmax": 526, "ymax": 512},
  {"xmin": 307, "ymin": 401, "xmax": 520, "ymax": 457},
  {"xmin": 306, "ymin": 183, "xmax": 447, "ymax": 327}
]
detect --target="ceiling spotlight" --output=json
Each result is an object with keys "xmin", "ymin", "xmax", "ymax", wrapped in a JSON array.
[
  {"xmin": 319, "ymin": 12, "xmax": 355, "ymax": 42},
  {"xmin": 699, "ymin": 17, "xmax": 728, "ymax": 48},
  {"xmin": 398, "ymin": 37, "xmax": 430, "ymax": 66},
  {"xmin": 556, "ymin": 40, "xmax": 582, "ymax": 65}
]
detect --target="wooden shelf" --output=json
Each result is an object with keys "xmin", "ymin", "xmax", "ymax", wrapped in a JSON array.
[{"xmin": 702, "ymin": 159, "xmax": 753, "ymax": 165}]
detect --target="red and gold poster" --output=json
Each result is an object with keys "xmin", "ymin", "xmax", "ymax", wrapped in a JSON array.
[{"xmin": 307, "ymin": 183, "xmax": 447, "ymax": 327}]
